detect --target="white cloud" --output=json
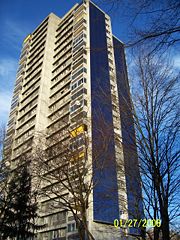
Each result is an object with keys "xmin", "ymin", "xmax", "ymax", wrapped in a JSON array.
[
  {"xmin": 0, "ymin": 58, "xmax": 18, "ymax": 84},
  {"xmin": 0, "ymin": 57, "xmax": 18, "ymax": 124},
  {"xmin": 2, "ymin": 20, "xmax": 28, "ymax": 51},
  {"xmin": 0, "ymin": 90, "xmax": 13, "ymax": 124},
  {"xmin": 173, "ymin": 55, "xmax": 180, "ymax": 69}
]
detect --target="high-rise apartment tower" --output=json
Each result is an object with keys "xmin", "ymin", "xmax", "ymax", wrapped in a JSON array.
[{"xmin": 4, "ymin": 1, "xmax": 143, "ymax": 239}]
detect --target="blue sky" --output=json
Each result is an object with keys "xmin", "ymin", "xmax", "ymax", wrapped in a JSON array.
[{"xmin": 0, "ymin": 0, "xmax": 179, "ymax": 125}]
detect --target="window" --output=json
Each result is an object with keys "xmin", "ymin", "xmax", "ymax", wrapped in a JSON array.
[
  {"xmin": 74, "ymin": 19, "xmax": 86, "ymax": 32},
  {"xmin": 73, "ymin": 33, "xmax": 86, "ymax": 46},
  {"xmin": 73, "ymin": 25, "xmax": 86, "ymax": 38},
  {"xmin": 71, "ymin": 88, "xmax": 87, "ymax": 101},
  {"xmin": 73, "ymin": 49, "xmax": 87, "ymax": 61},
  {"xmin": 72, "ymin": 68, "xmax": 87, "ymax": 80},
  {"xmin": 72, "ymin": 82, "xmax": 77, "ymax": 90},
  {"xmin": 71, "ymin": 111, "xmax": 87, "ymax": 123},
  {"xmin": 72, "ymin": 58, "xmax": 86, "ymax": 70},
  {"xmin": 74, "ymin": 5, "xmax": 86, "ymax": 18},
  {"xmin": 72, "ymin": 41, "xmax": 86, "ymax": 54},
  {"xmin": 68, "ymin": 223, "xmax": 76, "ymax": 232},
  {"xmin": 70, "ymin": 99, "xmax": 87, "ymax": 113}
]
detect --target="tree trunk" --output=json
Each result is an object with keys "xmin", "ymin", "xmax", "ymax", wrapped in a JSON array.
[
  {"xmin": 76, "ymin": 220, "xmax": 85, "ymax": 240},
  {"xmin": 154, "ymin": 173, "xmax": 170, "ymax": 240},
  {"xmin": 81, "ymin": 209, "xmax": 95, "ymax": 240},
  {"xmin": 153, "ymin": 197, "xmax": 160, "ymax": 240},
  {"xmin": 154, "ymin": 226, "xmax": 160, "ymax": 240},
  {"xmin": 161, "ymin": 207, "xmax": 170, "ymax": 240}
]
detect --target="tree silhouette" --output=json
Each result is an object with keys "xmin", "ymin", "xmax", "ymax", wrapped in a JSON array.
[{"xmin": 0, "ymin": 159, "xmax": 42, "ymax": 240}]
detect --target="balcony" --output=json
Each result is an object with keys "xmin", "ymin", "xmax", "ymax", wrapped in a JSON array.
[
  {"xmin": 20, "ymin": 88, "xmax": 39, "ymax": 111},
  {"xmin": 52, "ymin": 59, "xmax": 71, "ymax": 75},
  {"xmin": 50, "ymin": 79, "xmax": 71, "ymax": 97},
  {"xmin": 50, "ymin": 88, "xmax": 70, "ymax": 106}
]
